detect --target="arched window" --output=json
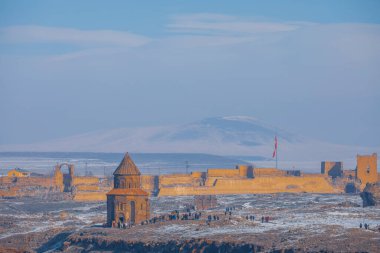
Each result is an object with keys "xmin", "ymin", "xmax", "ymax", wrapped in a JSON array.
[{"xmin": 120, "ymin": 179, "xmax": 125, "ymax": 188}]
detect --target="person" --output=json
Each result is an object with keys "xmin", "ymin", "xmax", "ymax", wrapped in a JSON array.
[
  {"xmin": 246, "ymin": 215, "xmax": 249, "ymax": 220},
  {"xmin": 261, "ymin": 216, "xmax": 264, "ymax": 223},
  {"xmin": 360, "ymin": 223, "xmax": 362, "ymax": 228},
  {"xmin": 364, "ymin": 223, "xmax": 368, "ymax": 229},
  {"xmin": 265, "ymin": 216, "xmax": 269, "ymax": 223}
]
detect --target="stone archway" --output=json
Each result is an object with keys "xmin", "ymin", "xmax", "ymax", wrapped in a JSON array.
[{"xmin": 54, "ymin": 163, "xmax": 75, "ymax": 192}]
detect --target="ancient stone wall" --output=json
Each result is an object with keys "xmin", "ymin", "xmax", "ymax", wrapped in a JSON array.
[
  {"xmin": 207, "ymin": 168, "xmax": 240, "ymax": 177},
  {"xmin": 159, "ymin": 174, "xmax": 194, "ymax": 186},
  {"xmin": 321, "ymin": 161, "xmax": 343, "ymax": 178},
  {"xmin": 2, "ymin": 177, "xmax": 53, "ymax": 187},
  {"xmin": 141, "ymin": 175, "xmax": 158, "ymax": 195},
  {"xmin": 74, "ymin": 191, "xmax": 107, "ymax": 202},
  {"xmin": 158, "ymin": 176, "xmax": 339, "ymax": 196},
  {"xmin": 72, "ymin": 176, "xmax": 99, "ymax": 185},
  {"xmin": 76, "ymin": 185, "xmax": 99, "ymax": 191},
  {"xmin": 343, "ymin": 170, "xmax": 356, "ymax": 179},
  {"xmin": 253, "ymin": 168, "xmax": 286, "ymax": 177},
  {"xmin": 194, "ymin": 195, "xmax": 217, "ymax": 210},
  {"xmin": 356, "ymin": 153, "xmax": 378, "ymax": 188}
]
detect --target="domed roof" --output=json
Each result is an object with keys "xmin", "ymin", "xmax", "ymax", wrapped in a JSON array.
[{"xmin": 113, "ymin": 153, "xmax": 141, "ymax": 176}]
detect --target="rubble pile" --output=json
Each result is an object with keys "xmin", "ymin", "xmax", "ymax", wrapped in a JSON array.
[{"xmin": 360, "ymin": 183, "xmax": 380, "ymax": 207}]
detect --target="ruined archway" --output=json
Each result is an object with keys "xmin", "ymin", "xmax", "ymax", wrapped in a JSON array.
[{"xmin": 54, "ymin": 163, "xmax": 75, "ymax": 192}]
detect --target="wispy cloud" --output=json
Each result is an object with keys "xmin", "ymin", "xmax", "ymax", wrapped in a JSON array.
[
  {"xmin": 0, "ymin": 25, "xmax": 150, "ymax": 47},
  {"xmin": 168, "ymin": 13, "xmax": 299, "ymax": 35}
]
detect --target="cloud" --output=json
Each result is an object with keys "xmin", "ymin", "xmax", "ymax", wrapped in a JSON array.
[
  {"xmin": 0, "ymin": 25, "xmax": 150, "ymax": 47},
  {"xmin": 167, "ymin": 13, "xmax": 299, "ymax": 35}
]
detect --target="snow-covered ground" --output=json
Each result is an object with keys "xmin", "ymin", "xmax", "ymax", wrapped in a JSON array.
[
  {"xmin": 150, "ymin": 193, "xmax": 380, "ymax": 238},
  {"xmin": 0, "ymin": 193, "xmax": 379, "ymax": 249}
]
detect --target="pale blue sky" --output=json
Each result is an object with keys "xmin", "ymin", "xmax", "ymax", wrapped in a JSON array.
[{"xmin": 0, "ymin": 0, "xmax": 379, "ymax": 147}]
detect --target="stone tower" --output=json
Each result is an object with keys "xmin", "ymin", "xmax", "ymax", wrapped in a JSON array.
[
  {"xmin": 356, "ymin": 153, "xmax": 378, "ymax": 188},
  {"xmin": 106, "ymin": 153, "xmax": 150, "ymax": 227}
]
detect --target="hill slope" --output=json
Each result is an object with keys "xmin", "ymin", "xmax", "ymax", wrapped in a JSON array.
[{"xmin": 0, "ymin": 116, "xmax": 377, "ymax": 161}]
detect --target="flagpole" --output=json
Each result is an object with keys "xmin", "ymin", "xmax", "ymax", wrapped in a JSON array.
[
  {"xmin": 276, "ymin": 140, "xmax": 278, "ymax": 169},
  {"xmin": 276, "ymin": 134, "xmax": 278, "ymax": 169}
]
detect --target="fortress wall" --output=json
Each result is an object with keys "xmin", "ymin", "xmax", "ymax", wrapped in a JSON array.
[
  {"xmin": 76, "ymin": 185, "xmax": 100, "ymax": 191},
  {"xmin": 159, "ymin": 174, "xmax": 194, "ymax": 186},
  {"xmin": 158, "ymin": 176, "xmax": 339, "ymax": 196},
  {"xmin": 191, "ymin": 172, "xmax": 204, "ymax": 178},
  {"xmin": 141, "ymin": 175, "xmax": 157, "ymax": 195},
  {"xmin": 11, "ymin": 177, "xmax": 53, "ymax": 187},
  {"xmin": 73, "ymin": 191, "xmax": 107, "ymax": 202},
  {"xmin": 343, "ymin": 170, "xmax": 356, "ymax": 178},
  {"xmin": 253, "ymin": 168, "xmax": 286, "ymax": 177},
  {"xmin": 204, "ymin": 177, "xmax": 220, "ymax": 187},
  {"xmin": 237, "ymin": 165, "xmax": 249, "ymax": 177},
  {"xmin": 297, "ymin": 174, "xmax": 327, "ymax": 178},
  {"xmin": 207, "ymin": 168, "xmax": 240, "ymax": 177},
  {"xmin": 72, "ymin": 177, "xmax": 99, "ymax": 185}
]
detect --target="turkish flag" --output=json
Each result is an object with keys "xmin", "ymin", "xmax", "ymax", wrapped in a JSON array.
[{"xmin": 272, "ymin": 136, "xmax": 277, "ymax": 158}]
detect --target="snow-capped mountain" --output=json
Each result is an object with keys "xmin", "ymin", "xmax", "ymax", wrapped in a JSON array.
[{"xmin": 0, "ymin": 116, "xmax": 377, "ymax": 162}]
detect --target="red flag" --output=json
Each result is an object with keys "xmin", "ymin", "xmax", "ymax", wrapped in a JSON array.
[{"xmin": 272, "ymin": 136, "xmax": 277, "ymax": 158}]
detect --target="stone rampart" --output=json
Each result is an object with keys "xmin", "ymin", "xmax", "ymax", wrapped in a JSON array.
[
  {"xmin": 72, "ymin": 177, "xmax": 99, "ymax": 185},
  {"xmin": 141, "ymin": 175, "xmax": 158, "ymax": 195},
  {"xmin": 159, "ymin": 174, "xmax": 194, "ymax": 186},
  {"xmin": 76, "ymin": 185, "xmax": 100, "ymax": 191},
  {"xmin": 253, "ymin": 168, "xmax": 286, "ymax": 177},
  {"xmin": 158, "ymin": 176, "xmax": 340, "ymax": 196},
  {"xmin": 73, "ymin": 191, "xmax": 107, "ymax": 201},
  {"xmin": 207, "ymin": 168, "xmax": 240, "ymax": 177}
]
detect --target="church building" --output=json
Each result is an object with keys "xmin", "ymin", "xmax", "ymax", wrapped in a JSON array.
[{"xmin": 106, "ymin": 153, "xmax": 150, "ymax": 227}]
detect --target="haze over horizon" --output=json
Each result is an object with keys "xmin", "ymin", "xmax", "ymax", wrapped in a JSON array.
[{"xmin": 1, "ymin": 1, "xmax": 379, "ymax": 148}]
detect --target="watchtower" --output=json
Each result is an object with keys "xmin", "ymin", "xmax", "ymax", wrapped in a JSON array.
[{"xmin": 356, "ymin": 153, "xmax": 378, "ymax": 187}]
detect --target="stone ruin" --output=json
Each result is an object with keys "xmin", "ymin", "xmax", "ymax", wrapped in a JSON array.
[{"xmin": 194, "ymin": 195, "xmax": 218, "ymax": 210}]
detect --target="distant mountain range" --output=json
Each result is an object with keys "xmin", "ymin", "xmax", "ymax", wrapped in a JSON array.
[{"xmin": 0, "ymin": 116, "xmax": 377, "ymax": 161}]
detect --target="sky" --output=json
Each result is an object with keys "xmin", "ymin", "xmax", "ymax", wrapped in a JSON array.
[{"xmin": 0, "ymin": 0, "xmax": 379, "ymax": 147}]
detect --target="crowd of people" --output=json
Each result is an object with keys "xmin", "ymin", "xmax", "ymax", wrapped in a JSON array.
[{"xmin": 112, "ymin": 204, "xmax": 276, "ymax": 229}]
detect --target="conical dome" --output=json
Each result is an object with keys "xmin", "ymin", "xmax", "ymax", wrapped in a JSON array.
[{"xmin": 113, "ymin": 153, "xmax": 141, "ymax": 175}]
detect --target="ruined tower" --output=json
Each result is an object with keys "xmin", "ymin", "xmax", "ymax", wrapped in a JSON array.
[
  {"xmin": 356, "ymin": 153, "xmax": 378, "ymax": 187},
  {"xmin": 321, "ymin": 161, "xmax": 343, "ymax": 179},
  {"xmin": 106, "ymin": 153, "xmax": 150, "ymax": 227}
]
